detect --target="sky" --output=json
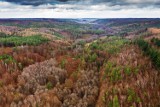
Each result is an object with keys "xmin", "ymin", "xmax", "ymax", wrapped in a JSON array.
[{"xmin": 0, "ymin": 0, "xmax": 160, "ymax": 18}]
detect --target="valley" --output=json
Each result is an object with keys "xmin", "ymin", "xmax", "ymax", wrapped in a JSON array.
[{"xmin": 0, "ymin": 18, "xmax": 160, "ymax": 107}]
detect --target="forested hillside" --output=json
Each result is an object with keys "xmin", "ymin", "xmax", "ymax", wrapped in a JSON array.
[{"xmin": 0, "ymin": 19, "xmax": 160, "ymax": 107}]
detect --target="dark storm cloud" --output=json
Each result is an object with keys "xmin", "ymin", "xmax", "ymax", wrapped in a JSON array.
[
  {"xmin": 93, "ymin": 0, "xmax": 160, "ymax": 7},
  {"xmin": 4, "ymin": 0, "xmax": 58, "ymax": 6},
  {"xmin": 2, "ymin": 0, "xmax": 75, "ymax": 6},
  {"xmin": 1, "ymin": 0, "xmax": 160, "ymax": 8}
]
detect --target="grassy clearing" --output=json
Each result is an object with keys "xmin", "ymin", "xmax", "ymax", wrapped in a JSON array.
[
  {"xmin": 0, "ymin": 35, "xmax": 49, "ymax": 47},
  {"xmin": 89, "ymin": 36, "xmax": 129, "ymax": 54}
]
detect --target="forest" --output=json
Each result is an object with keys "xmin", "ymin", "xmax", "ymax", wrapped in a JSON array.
[{"xmin": 0, "ymin": 18, "xmax": 160, "ymax": 107}]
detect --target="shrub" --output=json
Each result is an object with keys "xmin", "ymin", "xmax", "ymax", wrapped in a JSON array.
[
  {"xmin": 136, "ymin": 39, "xmax": 160, "ymax": 69},
  {"xmin": 127, "ymin": 88, "xmax": 141, "ymax": 103},
  {"xmin": 89, "ymin": 53, "xmax": 97, "ymax": 62},
  {"xmin": 0, "ymin": 54, "xmax": 16, "ymax": 64},
  {"xmin": 110, "ymin": 67, "xmax": 121, "ymax": 82},
  {"xmin": 151, "ymin": 37, "xmax": 160, "ymax": 47},
  {"xmin": 124, "ymin": 66, "xmax": 132, "ymax": 75},
  {"xmin": 103, "ymin": 62, "xmax": 113, "ymax": 80},
  {"xmin": 90, "ymin": 42, "xmax": 99, "ymax": 50},
  {"xmin": 18, "ymin": 63, "xmax": 23, "ymax": 70},
  {"xmin": 60, "ymin": 59, "xmax": 67, "ymax": 69},
  {"xmin": 103, "ymin": 62, "xmax": 122, "ymax": 82},
  {"xmin": 54, "ymin": 32, "xmax": 64, "ymax": 38},
  {"xmin": 78, "ymin": 40, "xmax": 85, "ymax": 47},
  {"xmin": 113, "ymin": 95, "xmax": 120, "ymax": 107},
  {"xmin": 108, "ymin": 95, "xmax": 120, "ymax": 107},
  {"xmin": 0, "ymin": 32, "xmax": 9, "ymax": 37},
  {"xmin": 46, "ymin": 82, "xmax": 53, "ymax": 90},
  {"xmin": 0, "ymin": 81, "xmax": 3, "ymax": 87},
  {"xmin": 133, "ymin": 67, "xmax": 139, "ymax": 75}
]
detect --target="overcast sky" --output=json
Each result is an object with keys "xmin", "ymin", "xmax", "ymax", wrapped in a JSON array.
[{"xmin": 0, "ymin": 0, "xmax": 160, "ymax": 18}]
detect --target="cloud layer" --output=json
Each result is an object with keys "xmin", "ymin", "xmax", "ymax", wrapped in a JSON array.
[
  {"xmin": 0, "ymin": 0, "xmax": 160, "ymax": 18},
  {"xmin": 2, "ymin": 0, "xmax": 160, "ymax": 7}
]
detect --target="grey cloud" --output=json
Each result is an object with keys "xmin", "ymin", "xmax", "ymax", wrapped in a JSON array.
[
  {"xmin": 0, "ymin": 0, "xmax": 160, "ymax": 8},
  {"xmin": 2, "ymin": 0, "xmax": 72, "ymax": 6}
]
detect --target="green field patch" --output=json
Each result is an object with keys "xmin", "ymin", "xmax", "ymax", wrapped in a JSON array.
[{"xmin": 0, "ymin": 35, "xmax": 49, "ymax": 47}]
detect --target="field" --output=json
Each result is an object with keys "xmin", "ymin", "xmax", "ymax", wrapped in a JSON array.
[
  {"xmin": 0, "ymin": 18, "xmax": 160, "ymax": 107},
  {"xmin": 0, "ymin": 35, "xmax": 49, "ymax": 47}
]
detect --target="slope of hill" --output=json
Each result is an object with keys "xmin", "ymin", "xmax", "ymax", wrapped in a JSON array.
[{"xmin": 0, "ymin": 19, "xmax": 160, "ymax": 107}]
